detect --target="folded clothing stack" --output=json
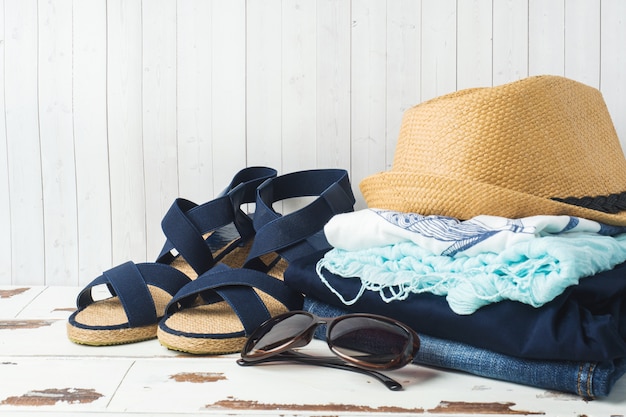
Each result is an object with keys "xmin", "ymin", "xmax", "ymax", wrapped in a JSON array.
[
  {"xmin": 284, "ymin": 75, "xmax": 626, "ymax": 399},
  {"xmin": 286, "ymin": 249, "xmax": 626, "ymax": 398}
]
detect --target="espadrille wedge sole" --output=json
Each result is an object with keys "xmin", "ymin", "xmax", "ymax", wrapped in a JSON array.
[
  {"xmin": 67, "ymin": 167, "xmax": 277, "ymax": 346},
  {"xmin": 157, "ymin": 169, "xmax": 355, "ymax": 354}
]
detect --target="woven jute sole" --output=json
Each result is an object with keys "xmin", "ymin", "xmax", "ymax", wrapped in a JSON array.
[
  {"xmin": 157, "ymin": 257, "xmax": 290, "ymax": 355},
  {"xmin": 67, "ymin": 233, "xmax": 245, "ymax": 346},
  {"xmin": 67, "ymin": 322, "xmax": 158, "ymax": 346}
]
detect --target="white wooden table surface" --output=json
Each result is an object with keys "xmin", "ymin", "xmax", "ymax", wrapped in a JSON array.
[{"xmin": 1, "ymin": 285, "xmax": 625, "ymax": 417}]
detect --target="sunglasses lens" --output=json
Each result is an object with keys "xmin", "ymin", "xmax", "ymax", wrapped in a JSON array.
[
  {"xmin": 329, "ymin": 316, "xmax": 412, "ymax": 369},
  {"xmin": 243, "ymin": 313, "xmax": 315, "ymax": 358}
]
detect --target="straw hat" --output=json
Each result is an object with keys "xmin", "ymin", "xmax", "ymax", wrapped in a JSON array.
[{"xmin": 360, "ymin": 75, "xmax": 626, "ymax": 226}]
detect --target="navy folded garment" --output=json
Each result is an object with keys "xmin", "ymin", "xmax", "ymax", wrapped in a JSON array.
[
  {"xmin": 284, "ymin": 249, "xmax": 626, "ymax": 362},
  {"xmin": 303, "ymin": 297, "xmax": 626, "ymax": 399}
]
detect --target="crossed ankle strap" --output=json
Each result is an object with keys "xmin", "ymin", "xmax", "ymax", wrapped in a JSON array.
[
  {"xmin": 246, "ymin": 169, "xmax": 356, "ymax": 266},
  {"xmin": 157, "ymin": 167, "xmax": 277, "ymax": 275}
]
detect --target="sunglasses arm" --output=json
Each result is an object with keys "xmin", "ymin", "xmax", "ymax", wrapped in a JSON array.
[{"xmin": 237, "ymin": 351, "xmax": 403, "ymax": 391}]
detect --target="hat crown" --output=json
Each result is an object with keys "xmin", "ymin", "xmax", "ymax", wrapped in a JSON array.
[{"xmin": 392, "ymin": 75, "xmax": 626, "ymax": 199}]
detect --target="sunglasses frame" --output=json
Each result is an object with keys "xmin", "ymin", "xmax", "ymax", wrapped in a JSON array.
[
  {"xmin": 237, "ymin": 350, "xmax": 405, "ymax": 391},
  {"xmin": 238, "ymin": 310, "xmax": 420, "ymax": 371}
]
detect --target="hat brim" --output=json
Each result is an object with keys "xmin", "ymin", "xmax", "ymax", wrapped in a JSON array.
[{"xmin": 360, "ymin": 172, "xmax": 626, "ymax": 227}]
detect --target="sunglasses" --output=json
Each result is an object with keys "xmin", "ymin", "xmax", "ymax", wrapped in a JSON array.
[{"xmin": 236, "ymin": 310, "xmax": 420, "ymax": 391}]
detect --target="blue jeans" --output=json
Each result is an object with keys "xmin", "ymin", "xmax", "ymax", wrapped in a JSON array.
[{"xmin": 304, "ymin": 297, "xmax": 626, "ymax": 399}]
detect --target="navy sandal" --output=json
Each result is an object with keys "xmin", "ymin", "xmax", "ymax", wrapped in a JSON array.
[
  {"xmin": 67, "ymin": 167, "xmax": 277, "ymax": 346},
  {"xmin": 157, "ymin": 169, "xmax": 355, "ymax": 354}
]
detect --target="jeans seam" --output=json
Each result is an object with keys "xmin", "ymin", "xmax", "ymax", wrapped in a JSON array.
[
  {"xmin": 577, "ymin": 363, "xmax": 583, "ymax": 397},
  {"xmin": 586, "ymin": 362, "xmax": 596, "ymax": 399}
]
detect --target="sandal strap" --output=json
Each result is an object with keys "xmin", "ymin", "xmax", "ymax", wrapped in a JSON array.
[
  {"xmin": 157, "ymin": 167, "xmax": 277, "ymax": 274},
  {"xmin": 77, "ymin": 261, "xmax": 191, "ymax": 327},
  {"xmin": 157, "ymin": 197, "xmax": 234, "ymax": 274},
  {"xmin": 166, "ymin": 264, "xmax": 303, "ymax": 334},
  {"xmin": 221, "ymin": 166, "xmax": 278, "ymax": 238},
  {"xmin": 246, "ymin": 169, "xmax": 355, "ymax": 264}
]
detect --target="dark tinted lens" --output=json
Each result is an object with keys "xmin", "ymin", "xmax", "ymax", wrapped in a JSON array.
[
  {"xmin": 244, "ymin": 313, "xmax": 315, "ymax": 358},
  {"xmin": 329, "ymin": 316, "xmax": 410, "ymax": 367}
]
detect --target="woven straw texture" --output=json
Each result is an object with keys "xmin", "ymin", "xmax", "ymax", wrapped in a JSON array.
[{"xmin": 360, "ymin": 75, "xmax": 626, "ymax": 226}]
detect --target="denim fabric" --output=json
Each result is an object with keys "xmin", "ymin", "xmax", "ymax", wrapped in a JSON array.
[
  {"xmin": 285, "ymin": 249, "xmax": 626, "ymax": 362},
  {"xmin": 304, "ymin": 297, "xmax": 626, "ymax": 398}
]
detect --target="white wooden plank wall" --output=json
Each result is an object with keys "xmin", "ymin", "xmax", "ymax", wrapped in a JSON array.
[{"xmin": 2, "ymin": 0, "xmax": 626, "ymax": 286}]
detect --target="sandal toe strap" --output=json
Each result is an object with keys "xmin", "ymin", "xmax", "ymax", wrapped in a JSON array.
[
  {"xmin": 77, "ymin": 261, "xmax": 191, "ymax": 327},
  {"xmin": 166, "ymin": 266, "xmax": 303, "ymax": 334}
]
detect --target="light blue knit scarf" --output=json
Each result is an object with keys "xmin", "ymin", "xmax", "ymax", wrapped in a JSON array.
[{"xmin": 317, "ymin": 233, "xmax": 626, "ymax": 315}]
